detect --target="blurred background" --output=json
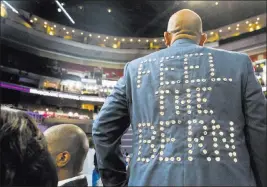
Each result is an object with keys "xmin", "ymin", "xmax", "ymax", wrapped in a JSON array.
[{"xmin": 0, "ymin": 0, "xmax": 266, "ymax": 154}]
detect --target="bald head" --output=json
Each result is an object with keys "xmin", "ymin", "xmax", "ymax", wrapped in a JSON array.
[
  {"xmin": 164, "ymin": 9, "xmax": 206, "ymax": 46},
  {"xmin": 44, "ymin": 124, "xmax": 89, "ymax": 179}
]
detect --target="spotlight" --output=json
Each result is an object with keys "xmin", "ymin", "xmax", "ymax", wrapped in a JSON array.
[
  {"xmin": 257, "ymin": 17, "xmax": 260, "ymax": 21},
  {"xmin": 81, "ymin": 32, "xmax": 83, "ymax": 35},
  {"xmin": 72, "ymin": 30, "xmax": 75, "ymax": 33},
  {"xmin": 228, "ymin": 27, "xmax": 231, "ymax": 30},
  {"xmin": 89, "ymin": 34, "xmax": 92, "ymax": 37},
  {"xmin": 55, "ymin": 0, "xmax": 75, "ymax": 24},
  {"xmin": 236, "ymin": 24, "xmax": 239, "ymax": 27},
  {"xmin": 122, "ymin": 38, "xmax": 125, "ymax": 42},
  {"xmin": 114, "ymin": 38, "xmax": 117, "ymax": 41},
  {"xmin": 106, "ymin": 36, "xmax": 109, "ymax": 39},
  {"xmin": 44, "ymin": 21, "xmax": 47, "ymax": 25},
  {"xmin": 57, "ymin": 8, "xmax": 61, "ymax": 12},
  {"xmin": 219, "ymin": 29, "xmax": 222, "ymax": 33},
  {"xmin": 2, "ymin": 1, "xmax": 18, "ymax": 14},
  {"xmin": 138, "ymin": 39, "xmax": 141, "ymax": 42},
  {"xmin": 215, "ymin": 2, "xmax": 218, "ymax": 5},
  {"xmin": 54, "ymin": 25, "xmax": 56, "ymax": 28},
  {"xmin": 255, "ymin": 21, "xmax": 258, "ymax": 24},
  {"xmin": 30, "ymin": 19, "xmax": 33, "ymax": 23},
  {"xmin": 98, "ymin": 35, "xmax": 101, "ymax": 38},
  {"xmin": 246, "ymin": 21, "xmax": 249, "ymax": 24},
  {"xmin": 210, "ymin": 32, "xmax": 214, "ymax": 35},
  {"xmin": 66, "ymin": 31, "xmax": 69, "ymax": 34},
  {"xmin": 162, "ymin": 39, "xmax": 164, "ymax": 42},
  {"xmin": 146, "ymin": 39, "xmax": 149, "ymax": 42},
  {"xmin": 104, "ymin": 39, "xmax": 106, "ymax": 42},
  {"xmin": 154, "ymin": 39, "xmax": 157, "ymax": 42},
  {"xmin": 130, "ymin": 39, "xmax": 133, "ymax": 42},
  {"xmin": 107, "ymin": 8, "xmax": 112, "ymax": 13},
  {"xmin": 34, "ymin": 17, "xmax": 38, "ymax": 21},
  {"xmin": 63, "ymin": 27, "xmax": 66, "ymax": 30},
  {"xmin": 236, "ymin": 28, "xmax": 239, "ymax": 31}
]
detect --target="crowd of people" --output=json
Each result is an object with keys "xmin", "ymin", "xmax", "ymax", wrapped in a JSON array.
[
  {"xmin": 0, "ymin": 106, "xmax": 131, "ymax": 187},
  {"xmin": 0, "ymin": 106, "xmax": 58, "ymax": 187},
  {"xmin": 1, "ymin": 8, "xmax": 266, "ymax": 187}
]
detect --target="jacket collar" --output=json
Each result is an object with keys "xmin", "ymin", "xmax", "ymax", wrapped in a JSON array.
[
  {"xmin": 58, "ymin": 175, "xmax": 86, "ymax": 187},
  {"xmin": 171, "ymin": 39, "xmax": 197, "ymax": 47}
]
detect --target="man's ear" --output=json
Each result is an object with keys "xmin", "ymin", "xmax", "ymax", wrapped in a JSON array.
[
  {"xmin": 56, "ymin": 151, "xmax": 71, "ymax": 168},
  {"xmin": 199, "ymin": 33, "xmax": 207, "ymax": 46},
  {"xmin": 164, "ymin": 32, "xmax": 171, "ymax": 47}
]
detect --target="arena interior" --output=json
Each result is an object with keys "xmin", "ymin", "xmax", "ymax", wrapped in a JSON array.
[{"xmin": 0, "ymin": 1, "xmax": 266, "ymax": 186}]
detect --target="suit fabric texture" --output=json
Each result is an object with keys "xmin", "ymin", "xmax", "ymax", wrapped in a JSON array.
[{"xmin": 93, "ymin": 39, "xmax": 267, "ymax": 186}]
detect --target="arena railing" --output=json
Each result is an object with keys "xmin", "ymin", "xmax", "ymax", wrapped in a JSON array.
[
  {"xmin": 0, "ymin": 81, "xmax": 106, "ymax": 103},
  {"xmin": 1, "ymin": 4, "xmax": 266, "ymax": 50}
]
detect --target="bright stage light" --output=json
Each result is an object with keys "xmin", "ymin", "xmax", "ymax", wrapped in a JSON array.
[{"xmin": 55, "ymin": 0, "xmax": 75, "ymax": 24}]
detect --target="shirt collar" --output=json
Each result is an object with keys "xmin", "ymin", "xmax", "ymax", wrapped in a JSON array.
[
  {"xmin": 58, "ymin": 175, "xmax": 86, "ymax": 187},
  {"xmin": 171, "ymin": 39, "xmax": 197, "ymax": 47}
]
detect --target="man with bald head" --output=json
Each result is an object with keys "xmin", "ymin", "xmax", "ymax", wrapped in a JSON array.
[
  {"xmin": 45, "ymin": 124, "xmax": 89, "ymax": 187},
  {"xmin": 165, "ymin": 9, "xmax": 206, "ymax": 46},
  {"xmin": 93, "ymin": 9, "xmax": 266, "ymax": 186}
]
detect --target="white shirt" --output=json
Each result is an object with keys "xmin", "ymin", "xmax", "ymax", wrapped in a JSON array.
[
  {"xmin": 82, "ymin": 148, "xmax": 95, "ymax": 186},
  {"xmin": 58, "ymin": 175, "xmax": 86, "ymax": 187}
]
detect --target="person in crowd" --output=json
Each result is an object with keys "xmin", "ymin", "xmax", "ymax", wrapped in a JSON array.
[
  {"xmin": 92, "ymin": 9, "xmax": 266, "ymax": 186},
  {"xmin": 262, "ymin": 65, "xmax": 266, "ymax": 86},
  {"xmin": 82, "ymin": 137, "xmax": 95, "ymax": 186},
  {"xmin": 122, "ymin": 150, "xmax": 129, "ymax": 167},
  {"xmin": 123, "ymin": 149, "xmax": 128, "ymax": 156},
  {"xmin": 125, "ymin": 154, "xmax": 131, "ymax": 170},
  {"xmin": 0, "ymin": 106, "xmax": 58, "ymax": 187},
  {"xmin": 92, "ymin": 153, "xmax": 103, "ymax": 186},
  {"xmin": 44, "ymin": 124, "xmax": 89, "ymax": 187}
]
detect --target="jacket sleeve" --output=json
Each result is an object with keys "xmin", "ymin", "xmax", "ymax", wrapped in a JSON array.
[
  {"xmin": 92, "ymin": 64, "xmax": 131, "ymax": 187},
  {"xmin": 243, "ymin": 56, "xmax": 267, "ymax": 187}
]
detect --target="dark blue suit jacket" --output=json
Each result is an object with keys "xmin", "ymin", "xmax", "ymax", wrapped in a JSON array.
[{"xmin": 93, "ymin": 39, "xmax": 266, "ymax": 186}]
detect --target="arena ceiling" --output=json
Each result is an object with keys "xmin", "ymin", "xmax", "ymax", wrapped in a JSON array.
[{"xmin": 7, "ymin": 1, "xmax": 267, "ymax": 37}]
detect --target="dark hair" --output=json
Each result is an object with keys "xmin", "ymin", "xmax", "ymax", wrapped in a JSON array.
[{"xmin": 0, "ymin": 106, "xmax": 58, "ymax": 187}]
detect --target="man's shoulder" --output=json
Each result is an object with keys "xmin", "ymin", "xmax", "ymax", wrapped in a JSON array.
[
  {"xmin": 205, "ymin": 47, "xmax": 249, "ymax": 59},
  {"xmin": 203, "ymin": 47, "xmax": 251, "ymax": 69},
  {"xmin": 127, "ymin": 48, "xmax": 168, "ymax": 67},
  {"xmin": 126, "ymin": 46, "xmax": 251, "ymax": 70}
]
